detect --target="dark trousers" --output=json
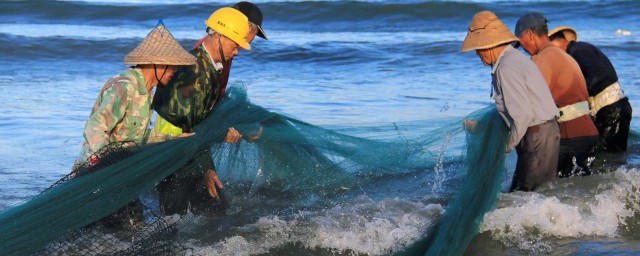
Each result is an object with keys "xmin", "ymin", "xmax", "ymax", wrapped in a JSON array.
[
  {"xmin": 158, "ymin": 149, "xmax": 227, "ymax": 215},
  {"xmin": 558, "ymin": 135, "xmax": 599, "ymax": 178},
  {"xmin": 510, "ymin": 120, "xmax": 560, "ymax": 192},
  {"xmin": 100, "ymin": 199, "xmax": 145, "ymax": 229},
  {"xmin": 594, "ymin": 97, "xmax": 632, "ymax": 152},
  {"xmin": 158, "ymin": 174, "xmax": 215, "ymax": 215}
]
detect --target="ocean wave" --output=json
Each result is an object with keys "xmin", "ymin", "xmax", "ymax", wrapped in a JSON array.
[
  {"xmin": 193, "ymin": 196, "xmax": 444, "ymax": 255},
  {"xmin": 3, "ymin": 0, "xmax": 636, "ymax": 29},
  {"xmin": 0, "ymin": 24, "xmax": 199, "ymax": 41},
  {"xmin": 59, "ymin": 0, "xmax": 241, "ymax": 5},
  {"xmin": 478, "ymin": 168, "xmax": 640, "ymax": 253},
  {"xmin": 0, "ymin": 23, "xmax": 468, "ymax": 63},
  {"xmin": 0, "ymin": 23, "xmax": 467, "ymax": 43},
  {"xmin": 58, "ymin": 0, "xmax": 628, "ymax": 5},
  {"xmin": 3, "ymin": 22, "xmax": 635, "ymax": 47}
]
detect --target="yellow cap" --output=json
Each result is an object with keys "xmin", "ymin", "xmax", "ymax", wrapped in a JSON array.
[{"xmin": 205, "ymin": 7, "xmax": 251, "ymax": 50}]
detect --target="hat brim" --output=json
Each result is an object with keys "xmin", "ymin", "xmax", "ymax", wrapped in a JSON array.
[
  {"xmin": 548, "ymin": 26, "xmax": 578, "ymax": 42},
  {"xmin": 257, "ymin": 25, "xmax": 267, "ymax": 40},
  {"xmin": 124, "ymin": 24, "xmax": 196, "ymax": 66}
]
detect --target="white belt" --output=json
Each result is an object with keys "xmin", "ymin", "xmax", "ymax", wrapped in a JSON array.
[
  {"xmin": 558, "ymin": 101, "xmax": 590, "ymax": 123},
  {"xmin": 589, "ymin": 82, "xmax": 625, "ymax": 116}
]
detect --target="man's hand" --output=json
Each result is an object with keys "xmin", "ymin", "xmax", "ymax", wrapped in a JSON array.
[
  {"xmin": 89, "ymin": 155, "xmax": 100, "ymax": 165},
  {"xmin": 463, "ymin": 120, "xmax": 478, "ymax": 133},
  {"xmin": 177, "ymin": 132, "xmax": 195, "ymax": 138},
  {"xmin": 204, "ymin": 169, "xmax": 224, "ymax": 201},
  {"xmin": 225, "ymin": 127, "xmax": 242, "ymax": 144}
]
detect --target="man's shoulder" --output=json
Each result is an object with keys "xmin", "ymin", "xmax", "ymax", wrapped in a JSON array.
[
  {"xmin": 571, "ymin": 41, "xmax": 597, "ymax": 51},
  {"xmin": 533, "ymin": 46, "xmax": 569, "ymax": 66},
  {"xmin": 191, "ymin": 45, "xmax": 208, "ymax": 61},
  {"xmin": 539, "ymin": 45, "xmax": 566, "ymax": 58},
  {"xmin": 498, "ymin": 49, "xmax": 534, "ymax": 73},
  {"xmin": 501, "ymin": 48, "xmax": 528, "ymax": 64},
  {"xmin": 568, "ymin": 41, "xmax": 601, "ymax": 57},
  {"xmin": 101, "ymin": 69, "xmax": 139, "ymax": 96}
]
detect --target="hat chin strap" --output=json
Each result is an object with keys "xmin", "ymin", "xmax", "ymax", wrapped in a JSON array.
[
  {"xmin": 154, "ymin": 64, "xmax": 169, "ymax": 85},
  {"xmin": 217, "ymin": 35, "xmax": 227, "ymax": 63}
]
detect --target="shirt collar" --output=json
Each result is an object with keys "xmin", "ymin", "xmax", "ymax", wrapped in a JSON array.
[
  {"xmin": 492, "ymin": 44, "xmax": 513, "ymax": 74},
  {"xmin": 201, "ymin": 42, "xmax": 224, "ymax": 71}
]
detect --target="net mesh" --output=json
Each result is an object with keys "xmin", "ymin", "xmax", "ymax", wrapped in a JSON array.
[{"xmin": 0, "ymin": 86, "xmax": 509, "ymax": 256}]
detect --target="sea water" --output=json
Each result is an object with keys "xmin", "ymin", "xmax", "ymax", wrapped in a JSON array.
[{"xmin": 0, "ymin": 0, "xmax": 639, "ymax": 255}]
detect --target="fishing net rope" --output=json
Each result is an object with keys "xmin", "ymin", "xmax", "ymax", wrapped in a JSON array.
[{"xmin": 0, "ymin": 86, "xmax": 508, "ymax": 256}]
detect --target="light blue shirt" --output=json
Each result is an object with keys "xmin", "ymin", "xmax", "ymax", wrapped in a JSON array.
[{"xmin": 491, "ymin": 45, "xmax": 559, "ymax": 152}]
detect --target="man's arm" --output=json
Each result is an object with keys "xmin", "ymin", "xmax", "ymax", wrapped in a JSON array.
[
  {"xmin": 497, "ymin": 65, "xmax": 537, "ymax": 152},
  {"xmin": 83, "ymin": 82, "xmax": 129, "ymax": 153},
  {"xmin": 153, "ymin": 65, "xmax": 198, "ymax": 131}
]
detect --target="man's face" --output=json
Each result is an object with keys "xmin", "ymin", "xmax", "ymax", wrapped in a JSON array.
[
  {"xmin": 476, "ymin": 48, "xmax": 492, "ymax": 66},
  {"xmin": 156, "ymin": 65, "xmax": 177, "ymax": 86},
  {"xmin": 219, "ymin": 35, "xmax": 240, "ymax": 60},
  {"xmin": 517, "ymin": 30, "xmax": 536, "ymax": 56}
]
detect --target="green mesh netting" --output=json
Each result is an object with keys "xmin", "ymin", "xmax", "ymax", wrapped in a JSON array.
[
  {"xmin": 0, "ymin": 86, "xmax": 508, "ymax": 256},
  {"xmin": 396, "ymin": 109, "xmax": 508, "ymax": 256}
]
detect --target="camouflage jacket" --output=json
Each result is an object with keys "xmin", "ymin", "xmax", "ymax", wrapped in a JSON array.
[
  {"xmin": 81, "ymin": 68, "xmax": 152, "ymax": 158},
  {"xmin": 153, "ymin": 44, "xmax": 223, "ymax": 133}
]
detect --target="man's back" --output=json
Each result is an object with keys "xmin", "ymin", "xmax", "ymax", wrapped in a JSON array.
[
  {"xmin": 532, "ymin": 44, "xmax": 598, "ymax": 139},
  {"xmin": 532, "ymin": 45, "xmax": 589, "ymax": 107},
  {"xmin": 566, "ymin": 41, "xmax": 618, "ymax": 96},
  {"xmin": 492, "ymin": 45, "xmax": 558, "ymax": 151}
]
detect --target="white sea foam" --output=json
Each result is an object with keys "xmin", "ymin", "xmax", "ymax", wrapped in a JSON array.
[
  {"xmin": 479, "ymin": 168, "xmax": 640, "ymax": 252},
  {"xmin": 193, "ymin": 196, "xmax": 444, "ymax": 255},
  {"xmin": 0, "ymin": 24, "xmax": 200, "ymax": 41},
  {"xmin": 2, "ymin": 22, "xmax": 636, "ymax": 47},
  {"xmin": 0, "ymin": 23, "xmax": 466, "ymax": 45}
]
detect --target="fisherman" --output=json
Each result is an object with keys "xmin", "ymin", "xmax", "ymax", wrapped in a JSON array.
[
  {"xmin": 151, "ymin": 7, "xmax": 260, "ymax": 215},
  {"xmin": 207, "ymin": 1, "xmax": 268, "ymax": 92},
  {"xmin": 80, "ymin": 21, "xmax": 195, "ymax": 165},
  {"xmin": 461, "ymin": 11, "xmax": 560, "ymax": 192},
  {"xmin": 515, "ymin": 13, "xmax": 599, "ymax": 177},
  {"xmin": 154, "ymin": 2, "xmax": 268, "ymax": 138},
  {"xmin": 77, "ymin": 22, "xmax": 195, "ymax": 227},
  {"xmin": 549, "ymin": 26, "xmax": 632, "ymax": 153}
]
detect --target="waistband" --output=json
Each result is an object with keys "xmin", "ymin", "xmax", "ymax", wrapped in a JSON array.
[
  {"xmin": 527, "ymin": 119, "xmax": 556, "ymax": 133},
  {"xmin": 557, "ymin": 101, "xmax": 590, "ymax": 123},
  {"xmin": 589, "ymin": 82, "xmax": 625, "ymax": 116}
]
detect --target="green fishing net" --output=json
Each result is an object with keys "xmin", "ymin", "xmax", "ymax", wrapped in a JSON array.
[{"xmin": 0, "ymin": 86, "xmax": 509, "ymax": 256}]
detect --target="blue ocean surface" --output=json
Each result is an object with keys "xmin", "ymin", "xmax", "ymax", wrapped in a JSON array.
[{"xmin": 0, "ymin": 0, "xmax": 639, "ymax": 255}]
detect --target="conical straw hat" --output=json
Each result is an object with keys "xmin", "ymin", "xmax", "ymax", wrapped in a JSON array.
[
  {"xmin": 461, "ymin": 11, "xmax": 519, "ymax": 53},
  {"xmin": 124, "ymin": 23, "xmax": 196, "ymax": 65},
  {"xmin": 548, "ymin": 26, "xmax": 578, "ymax": 42}
]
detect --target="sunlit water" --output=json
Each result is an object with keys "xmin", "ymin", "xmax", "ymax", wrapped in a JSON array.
[{"xmin": 1, "ymin": 0, "xmax": 639, "ymax": 254}]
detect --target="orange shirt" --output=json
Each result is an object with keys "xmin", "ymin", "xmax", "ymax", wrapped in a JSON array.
[{"xmin": 531, "ymin": 43, "xmax": 598, "ymax": 139}]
